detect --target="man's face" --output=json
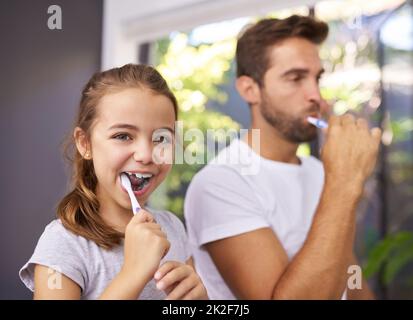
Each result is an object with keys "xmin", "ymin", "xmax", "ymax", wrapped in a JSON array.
[{"xmin": 259, "ymin": 37, "xmax": 324, "ymax": 143}]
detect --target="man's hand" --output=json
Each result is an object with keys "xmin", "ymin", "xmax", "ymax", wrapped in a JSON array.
[{"xmin": 321, "ymin": 114, "xmax": 382, "ymax": 191}]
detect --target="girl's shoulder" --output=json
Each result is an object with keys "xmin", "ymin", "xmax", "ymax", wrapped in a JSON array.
[
  {"xmin": 39, "ymin": 219, "xmax": 75, "ymax": 242},
  {"xmin": 44, "ymin": 218, "xmax": 68, "ymax": 233},
  {"xmin": 148, "ymin": 209, "xmax": 187, "ymax": 239},
  {"xmin": 149, "ymin": 208, "xmax": 183, "ymax": 225},
  {"xmin": 19, "ymin": 219, "xmax": 93, "ymax": 293},
  {"xmin": 41, "ymin": 219, "xmax": 89, "ymax": 245}
]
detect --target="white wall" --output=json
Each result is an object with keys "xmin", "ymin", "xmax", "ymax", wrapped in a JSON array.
[{"xmin": 102, "ymin": 0, "xmax": 319, "ymax": 69}]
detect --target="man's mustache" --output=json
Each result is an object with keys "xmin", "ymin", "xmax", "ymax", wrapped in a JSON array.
[{"xmin": 305, "ymin": 102, "xmax": 321, "ymax": 115}]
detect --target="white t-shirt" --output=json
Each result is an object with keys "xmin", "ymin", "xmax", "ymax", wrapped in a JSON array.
[
  {"xmin": 184, "ymin": 138, "xmax": 327, "ymax": 299},
  {"xmin": 19, "ymin": 209, "xmax": 190, "ymax": 300}
]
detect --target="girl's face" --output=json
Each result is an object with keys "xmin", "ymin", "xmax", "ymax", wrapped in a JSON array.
[{"xmin": 83, "ymin": 88, "xmax": 176, "ymax": 214}]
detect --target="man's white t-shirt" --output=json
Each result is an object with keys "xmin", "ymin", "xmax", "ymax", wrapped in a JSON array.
[{"xmin": 184, "ymin": 138, "xmax": 326, "ymax": 299}]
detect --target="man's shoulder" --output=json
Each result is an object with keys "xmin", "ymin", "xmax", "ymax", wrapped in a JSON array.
[
  {"xmin": 186, "ymin": 150, "xmax": 257, "ymax": 211},
  {"xmin": 190, "ymin": 159, "xmax": 241, "ymax": 190},
  {"xmin": 192, "ymin": 143, "xmax": 249, "ymax": 185},
  {"xmin": 301, "ymin": 155, "xmax": 324, "ymax": 172}
]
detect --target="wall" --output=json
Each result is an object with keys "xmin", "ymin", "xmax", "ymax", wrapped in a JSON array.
[{"xmin": 0, "ymin": 0, "xmax": 102, "ymax": 299}]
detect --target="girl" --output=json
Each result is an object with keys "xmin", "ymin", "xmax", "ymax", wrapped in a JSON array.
[{"xmin": 19, "ymin": 64, "xmax": 208, "ymax": 300}]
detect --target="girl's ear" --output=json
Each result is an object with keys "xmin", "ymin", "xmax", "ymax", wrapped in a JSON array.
[
  {"xmin": 73, "ymin": 127, "xmax": 92, "ymax": 159},
  {"xmin": 235, "ymin": 76, "xmax": 261, "ymax": 107}
]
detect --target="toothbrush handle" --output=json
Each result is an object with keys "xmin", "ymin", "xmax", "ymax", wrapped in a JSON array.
[
  {"xmin": 126, "ymin": 189, "xmax": 141, "ymax": 215},
  {"xmin": 317, "ymin": 120, "xmax": 328, "ymax": 129}
]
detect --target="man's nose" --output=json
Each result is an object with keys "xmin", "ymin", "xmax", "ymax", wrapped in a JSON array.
[
  {"xmin": 133, "ymin": 140, "xmax": 153, "ymax": 164},
  {"xmin": 307, "ymin": 80, "xmax": 322, "ymax": 105}
]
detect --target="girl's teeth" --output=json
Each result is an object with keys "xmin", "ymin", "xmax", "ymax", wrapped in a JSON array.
[
  {"xmin": 123, "ymin": 172, "xmax": 152, "ymax": 192},
  {"xmin": 126, "ymin": 172, "xmax": 153, "ymax": 179}
]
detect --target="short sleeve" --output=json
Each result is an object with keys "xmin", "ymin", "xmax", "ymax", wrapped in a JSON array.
[
  {"xmin": 184, "ymin": 165, "xmax": 270, "ymax": 246},
  {"xmin": 19, "ymin": 220, "xmax": 87, "ymax": 292}
]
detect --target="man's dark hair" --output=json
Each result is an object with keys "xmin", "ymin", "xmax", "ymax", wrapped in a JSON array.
[{"xmin": 236, "ymin": 15, "xmax": 329, "ymax": 86}]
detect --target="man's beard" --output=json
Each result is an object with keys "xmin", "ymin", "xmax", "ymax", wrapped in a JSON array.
[{"xmin": 260, "ymin": 94, "xmax": 318, "ymax": 143}]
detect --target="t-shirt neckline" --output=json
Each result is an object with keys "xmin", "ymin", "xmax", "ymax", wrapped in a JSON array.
[{"xmin": 237, "ymin": 138, "xmax": 306, "ymax": 172}]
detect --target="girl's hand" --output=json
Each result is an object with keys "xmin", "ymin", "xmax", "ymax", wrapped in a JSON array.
[
  {"xmin": 154, "ymin": 261, "xmax": 208, "ymax": 300},
  {"xmin": 122, "ymin": 209, "xmax": 170, "ymax": 284}
]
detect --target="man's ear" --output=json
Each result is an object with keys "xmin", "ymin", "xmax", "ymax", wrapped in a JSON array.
[
  {"xmin": 235, "ymin": 75, "xmax": 261, "ymax": 107},
  {"xmin": 73, "ymin": 127, "xmax": 92, "ymax": 159}
]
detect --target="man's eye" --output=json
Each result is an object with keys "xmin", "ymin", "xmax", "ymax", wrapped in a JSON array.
[
  {"xmin": 291, "ymin": 76, "xmax": 302, "ymax": 82},
  {"xmin": 113, "ymin": 133, "xmax": 131, "ymax": 141}
]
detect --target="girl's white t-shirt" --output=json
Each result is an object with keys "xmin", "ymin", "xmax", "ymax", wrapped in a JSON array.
[
  {"xmin": 19, "ymin": 209, "xmax": 190, "ymax": 299},
  {"xmin": 184, "ymin": 139, "xmax": 346, "ymax": 300}
]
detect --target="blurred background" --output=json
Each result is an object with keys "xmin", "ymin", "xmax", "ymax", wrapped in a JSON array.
[{"xmin": 0, "ymin": 0, "xmax": 412, "ymax": 299}]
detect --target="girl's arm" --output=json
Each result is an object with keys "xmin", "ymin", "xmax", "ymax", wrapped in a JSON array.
[
  {"xmin": 33, "ymin": 210, "xmax": 170, "ymax": 300},
  {"xmin": 33, "ymin": 265, "xmax": 81, "ymax": 299},
  {"xmin": 98, "ymin": 268, "xmax": 148, "ymax": 300},
  {"xmin": 33, "ymin": 264, "xmax": 151, "ymax": 300},
  {"xmin": 100, "ymin": 210, "xmax": 170, "ymax": 300}
]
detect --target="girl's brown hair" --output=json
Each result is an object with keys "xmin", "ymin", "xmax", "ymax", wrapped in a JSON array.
[{"xmin": 57, "ymin": 64, "xmax": 178, "ymax": 249}]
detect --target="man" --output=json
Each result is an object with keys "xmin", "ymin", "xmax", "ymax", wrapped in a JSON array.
[{"xmin": 184, "ymin": 15, "xmax": 381, "ymax": 299}]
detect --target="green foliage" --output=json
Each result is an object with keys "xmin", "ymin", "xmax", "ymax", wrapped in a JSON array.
[
  {"xmin": 391, "ymin": 118, "xmax": 413, "ymax": 143},
  {"xmin": 151, "ymin": 33, "xmax": 240, "ymax": 217},
  {"xmin": 364, "ymin": 231, "xmax": 413, "ymax": 285}
]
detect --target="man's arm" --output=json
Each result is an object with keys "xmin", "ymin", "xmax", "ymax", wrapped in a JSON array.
[
  {"xmin": 347, "ymin": 255, "xmax": 375, "ymax": 300},
  {"xmin": 205, "ymin": 227, "xmax": 289, "ymax": 299},
  {"xmin": 205, "ymin": 115, "xmax": 381, "ymax": 299},
  {"xmin": 205, "ymin": 178, "xmax": 360, "ymax": 299}
]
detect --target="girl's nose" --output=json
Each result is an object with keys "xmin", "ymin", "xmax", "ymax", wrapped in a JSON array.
[{"xmin": 133, "ymin": 141, "xmax": 153, "ymax": 165}]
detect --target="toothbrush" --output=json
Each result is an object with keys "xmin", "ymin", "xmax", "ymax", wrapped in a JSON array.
[
  {"xmin": 307, "ymin": 116, "xmax": 328, "ymax": 129},
  {"xmin": 120, "ymin": 173, "xmax": 141, "ymax": 214}
]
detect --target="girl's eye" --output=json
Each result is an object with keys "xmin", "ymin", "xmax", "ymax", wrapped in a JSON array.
[
  {"xmin": 113, "ymin": 133, "xmax": 132, "ymax": 141},
  {"xmin": 154, "ymin": 135, "xmax": 172, "ymax": 144}
]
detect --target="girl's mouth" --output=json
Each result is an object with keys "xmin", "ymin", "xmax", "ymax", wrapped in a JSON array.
[{"xmin": 120, "ymin": 171, "xmax": 153, "ymax": 196}]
